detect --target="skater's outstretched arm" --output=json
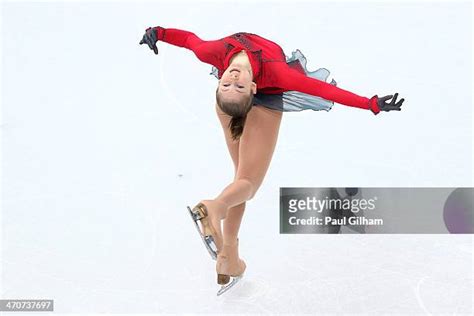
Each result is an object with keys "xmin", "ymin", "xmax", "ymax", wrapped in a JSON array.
[
  {"xmin": 139, "ymin": 26, "xmax": 225, "ymax": 68},
  {"xmin": 274, "ymin": 64, "xmax": 405, "ymax": 115},
  {"xmin": 274, "ymin": 64, "xmax": 381, "ymax": 114}
]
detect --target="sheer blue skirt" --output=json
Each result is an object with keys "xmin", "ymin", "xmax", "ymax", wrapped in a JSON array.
[{"xmin": 210, "ymin": 49, "xmax": 337, "ymax": 112}]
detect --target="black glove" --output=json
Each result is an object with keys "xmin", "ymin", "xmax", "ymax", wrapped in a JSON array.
[
  {"xmin": 377, "ymin": 93, "xmax": 405, "ymax": 111},
  {"xmin": 139, "ymin": 27, "xmax": 159, "ymax": 55}
]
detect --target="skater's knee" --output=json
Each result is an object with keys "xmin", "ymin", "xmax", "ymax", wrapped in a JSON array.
[{"xmin": 237, "ymin": 177, "xmax": 257, "ymax": 200}]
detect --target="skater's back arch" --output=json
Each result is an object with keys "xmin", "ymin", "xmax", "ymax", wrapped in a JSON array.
[{"xmin": 140, "ymin": 27, "xmax": 404, "ymax": 140}]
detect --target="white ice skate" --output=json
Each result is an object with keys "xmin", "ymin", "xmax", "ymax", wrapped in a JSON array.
[{"xmin": 187, "ymin": 203, "xmax": 220, "ymax": 260}]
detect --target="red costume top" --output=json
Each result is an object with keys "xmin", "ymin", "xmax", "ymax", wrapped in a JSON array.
[{"xmin": 154, "ymin": 27, "xmax": 380, "ymax": 115}]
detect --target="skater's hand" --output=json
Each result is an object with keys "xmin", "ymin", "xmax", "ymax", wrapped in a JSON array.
[
  {"xmin": 139, "ymin": 27, "xmax": 159, "ymax": 55},
  {"xmin": 377, "ymin": 93, "xmax": 405, "ymax": 112}
]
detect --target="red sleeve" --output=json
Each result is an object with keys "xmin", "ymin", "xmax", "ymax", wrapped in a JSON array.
[
  {"xmin": 154, "ymin": 26, "xmax": 224, "ymax": 69},
  {"xmin": 274, "ymin": 64, "xmax": 380, "ymax": 115}
]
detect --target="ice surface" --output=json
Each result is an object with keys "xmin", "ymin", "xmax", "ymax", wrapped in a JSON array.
[{"xmin": 1, "ymin": 1, "xmax": 472, "ymax": 314}]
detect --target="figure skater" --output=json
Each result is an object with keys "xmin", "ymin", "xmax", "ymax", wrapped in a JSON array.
[{"xmin": 139, "ymin": 26, "xmax": 404, "ymax": 295}]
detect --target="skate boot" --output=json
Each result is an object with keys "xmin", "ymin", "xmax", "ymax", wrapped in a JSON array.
[
  {"xmin": 216, "ymin": 238, "xmax": 246, "ymax": 296},
  {"xmin": 187, "ymin": 201, "xmax": 224, "ymax": 260}
]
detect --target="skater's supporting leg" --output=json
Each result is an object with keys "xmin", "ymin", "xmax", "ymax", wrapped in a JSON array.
[
  {"xmin": 222, "ymin": 202, "xmax": 246, "ymax": 243},
  {"xmin": 216, "ymin": 238, "xmax": 246, "ymax": 296},
  {"xmin": 205, "ymin": 104, "xmax": 282, "ymax": 292}
]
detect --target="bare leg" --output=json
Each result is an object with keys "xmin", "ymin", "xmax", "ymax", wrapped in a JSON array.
[
  {"xmin": 209, "ymin": 104, "xmax": 283, "ymax": 287},
  {"xmin": 201, "ymin": 104, "xmax": 283, "ymax": 245},
  {"xmin": 213, "ymin": 104, "xmax": 247, "ymax": 243},
  {"xmin": 216, "ymin": 104, "xmax": 283, "ymax": 207},
  {"xmin": 222, "ymin": 202, "xmax": 245, "ymax": 240}
]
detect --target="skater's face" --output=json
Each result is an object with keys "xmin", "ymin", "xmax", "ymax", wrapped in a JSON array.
[{"xmin": 218, "ymin": 65, "xmax": 257, "ymax": 103}]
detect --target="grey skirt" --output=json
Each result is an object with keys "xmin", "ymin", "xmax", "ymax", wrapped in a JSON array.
[{"xmin": 210, "ymin": 49, "xmax": 337, "ymax": 112}]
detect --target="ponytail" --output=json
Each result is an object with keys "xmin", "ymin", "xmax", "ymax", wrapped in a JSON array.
[
  {"xmin": 216, "ymin": 87, "xmax": 254, "ymax": 141},
  {"xmin": 228, "ymin": 115, "xmax": 248, "ymax": 141}
]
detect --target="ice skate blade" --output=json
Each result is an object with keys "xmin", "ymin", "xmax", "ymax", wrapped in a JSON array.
[
  {"xmin": 186, "ymin": 206, "xmax": 218, "ymax": 260},
  {"xmin": 216, "ymin": 275, "xmax": 243, "ymax": 296}
]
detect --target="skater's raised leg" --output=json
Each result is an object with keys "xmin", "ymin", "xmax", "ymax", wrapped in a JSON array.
[
  {"xmin": 188, "ymin": 104, "xmax": 246, "ymax": 259},
  {"xmin": 215, "ymin": 104, "xmax": 248, "ymax": 249},
  {"xmin": 194, "ymin": 169, "xmax": 254, "ymax": 257},
  {"xmin": 209, "ymin": 104, "xmax": 282, "ymax": 212},
  {"xmin": 190, "ymin": 105, "xmax": 282, "ymax": 264}
]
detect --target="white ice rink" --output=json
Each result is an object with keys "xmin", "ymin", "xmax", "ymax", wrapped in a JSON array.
[{"xmin": 1, "ymin": 0, "xmax": 473, "ymax": 314}]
